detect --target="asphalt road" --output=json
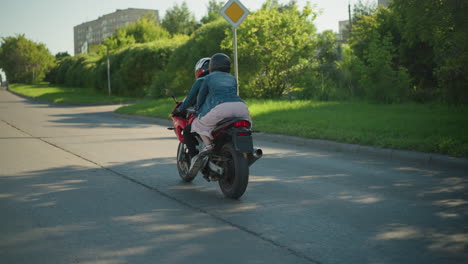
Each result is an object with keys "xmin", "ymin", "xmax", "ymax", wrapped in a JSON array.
[{"xmin": 1, "ymin": 88, "xmax": 467, "ymax": 264}]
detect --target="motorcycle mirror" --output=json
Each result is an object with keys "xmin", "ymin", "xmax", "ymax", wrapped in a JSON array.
[{"xmin": 164, "ymin": 88, "xmax": 177, "ymax": 103}]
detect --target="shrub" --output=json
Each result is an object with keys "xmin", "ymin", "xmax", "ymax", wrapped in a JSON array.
[
  {"xmin": 96, "ymin": 37, "xmax": 188, "ymax": 97},
  {"xmin": 357, "ymin": 32, "xmax": 410, "ymax": 103}
]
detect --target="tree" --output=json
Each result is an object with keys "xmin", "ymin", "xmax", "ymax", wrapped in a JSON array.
[
  {"xmin": 316, "ymin": 30, "xmax": 339, "ymax": 67},
  {"xmin": 222, "ymin": 2, "xmax": 317, "ymax": 97},
  {"xmin": 349, "ymin": 6, "xmax": 410, "ymax": 103},
  {"xmin": 0, "ymin": 35, "xmax": 55, "ymax": 84},
  {"xmin": 358, "ymin": 31, "xmax": 410, "ymax": 103},
  {"xmin": 200, "ymin": 0, "xmax": 224, "ymax": 24},
  {"xmin": 103, "ymin": 13, "xmax": 170, "ymax": 51},
  {"xmin": 55, "ymin": 52, "xmax": 71, "ymax": 59},
  {"xmin": 151, "ymin": 19, "xmax": 229, "ymax": 97},
  {"xmin": 392, "ymin": 0, "xmax": 468, "ymax": 103},
  {"xmin": 353, "ymin": 0, "xmax": 376, "ymax": 21},
  {"xmin": 162, "ymin": 1, "xmax": 198, "ymax": 36},
  {"xmin": 123, "ymin": 13, "xmax": 169, "ymax": 43}
]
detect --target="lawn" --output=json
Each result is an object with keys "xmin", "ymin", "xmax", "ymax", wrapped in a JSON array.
[
  {"xmin": 8, "ymin": 83, "xmax": 136, "ymax": 104},
  {"xmin": 116, "ymin": 98, "xmax": 468, "ymax": 158},
  {"xmin": 8, "ymin": 83, "xmax": 468, "ymax": 157}
]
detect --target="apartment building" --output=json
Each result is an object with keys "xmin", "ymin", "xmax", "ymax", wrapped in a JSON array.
[
  {"xmin": 74, "ymin": 8, "xmax": 159, "ymax": 55},
  {"xmin": 337, "ymin": 20, "xmax": 351, "ymax": 43},
  {"xmin": 337, "ymin": 0, "xmax": 392, "ymax": 43},
  {"xmin": 378, "ymin": 0, "xmax": 391, "ymax": 7}
]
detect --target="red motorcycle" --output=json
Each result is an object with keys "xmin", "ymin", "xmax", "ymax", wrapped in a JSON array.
[{"xmin": 169, "ymin": 99, "xmax": 262, "ymax": 199}]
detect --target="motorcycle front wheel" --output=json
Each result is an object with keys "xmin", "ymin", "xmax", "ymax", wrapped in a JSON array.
[
  {"xmin": 177, "ymin": 142, "xmax": 196, "ymax": 182},
  {"xmin": 218, "ymin": 143, "xmax": 249, "ymax": 199}
]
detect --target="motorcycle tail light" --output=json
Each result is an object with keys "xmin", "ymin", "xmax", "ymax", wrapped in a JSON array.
[{"xmin": 234, "ymin": 120, "xmax": 250, "ymax": 128}]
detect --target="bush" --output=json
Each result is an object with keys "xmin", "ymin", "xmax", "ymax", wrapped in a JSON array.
[
  {"xmin": 96, "ymin": 38, "xmax": 188, "ymax": 97},
  {"xmin": 335, "ymin": 44, "xmax": 363, "ymax": 99},
  {"xmin": 51, "ymin": 55, "xmax": 98, "ymax": 89},
  {"xmin": 64, "ymin": 55, "xmax": 99, "ymax": 89},
  {"xmin": 357, "ymin": 32, "xmax": 410, "ymax": 103}
]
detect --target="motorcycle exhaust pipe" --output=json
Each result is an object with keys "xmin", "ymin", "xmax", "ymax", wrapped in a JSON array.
[{"xmin": 248, "ymin": 148, "xmax": 263, "ymax": 166}]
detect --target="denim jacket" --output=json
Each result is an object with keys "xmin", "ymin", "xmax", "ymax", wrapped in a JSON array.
[
  {"xmin": 177, "ymin": 77, "xmax": 205, "ymax": 111},
  {"xmin": 196, "ymin": 71, "xmax": 244, "ymax": 118}
]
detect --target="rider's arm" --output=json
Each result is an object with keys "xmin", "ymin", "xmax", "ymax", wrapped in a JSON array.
[
  {"xmin": 196, "ymin": 78, "xmax": 209, "ymax": 111},
  {"xmin": 178, "ymin": 78, "xmax": 204, "ymax": 111}
]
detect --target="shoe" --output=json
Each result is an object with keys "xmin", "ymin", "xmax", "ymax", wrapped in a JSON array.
[
  {"xmin": 188, "ymin": 154, "xmax": 208, "ymax": 178},
  {"xmin": 198, "ymin": 144, "xmax": 213, "ymax": 156}
]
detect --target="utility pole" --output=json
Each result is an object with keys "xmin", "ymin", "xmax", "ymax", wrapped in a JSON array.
[
  {"xmin": 106, "ymin": 45, "xmax": 111, "ymax": 96},
  {"xmin": 348, "ymin": 1, "xmax": 352, "ymax": 36}
]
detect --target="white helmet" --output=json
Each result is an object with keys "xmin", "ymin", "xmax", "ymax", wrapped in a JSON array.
[{"xmin": 194, "ymin": 57, "xmax": 211, "ymax": 78}]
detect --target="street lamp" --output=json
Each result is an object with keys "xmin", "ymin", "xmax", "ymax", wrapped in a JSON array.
[{"xmin": 106, "ymin": 45, "xmax": 111, "ymax": 96}]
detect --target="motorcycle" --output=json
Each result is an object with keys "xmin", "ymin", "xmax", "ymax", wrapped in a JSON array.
[{"xmin": 168, "ymin": 98, "xmax": 262, "ymax": 199}]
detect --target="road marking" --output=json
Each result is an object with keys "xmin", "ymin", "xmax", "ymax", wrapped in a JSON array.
[{"xmin": 0, "ymin": 118, "xmax": 322, "ymax": 264}]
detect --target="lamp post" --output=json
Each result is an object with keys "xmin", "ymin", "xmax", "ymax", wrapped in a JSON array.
[
  {"xmin": 30, "ymin": 64, "xmax": 39, "ymax": 84},
  {"xmin": 106, "ymin": 45, "xmax": 111, "ymax": 96}
]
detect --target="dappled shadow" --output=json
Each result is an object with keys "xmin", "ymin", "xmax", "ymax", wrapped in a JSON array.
[
  {"xmin": 1, "ymin": 149, "xmax": 467, "ymax": 263},
  {"xmin": 218, "ymin": 148, "xmax": 468, "ymax": 263},
  {"xmin": 1, "ymin": 93, "xmax": 467, "ymax": 263},
  {"xmin": 0, "ymin": 157, "xmax": 308, "ymax": 264},
  {"xmin": 47, "ymin": 112, "xmax": 152, "ymax": 129}
]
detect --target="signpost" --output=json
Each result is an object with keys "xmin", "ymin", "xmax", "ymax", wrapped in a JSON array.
[{"xmin": 220, "ymin": 0, "xmax": 249, "ymax": 95}]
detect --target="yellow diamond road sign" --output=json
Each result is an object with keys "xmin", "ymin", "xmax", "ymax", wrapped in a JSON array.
[{"xmin": 220, "ymin": 0, "xmax": 249, "ymax": 28}]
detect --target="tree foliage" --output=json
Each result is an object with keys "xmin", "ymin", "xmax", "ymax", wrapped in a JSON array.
[
  {"xmin": 200, "ymin": 0, "xmax": 224, "ymax": 24},
  {"xmin": 392, "ymin": 0, "xmax": 468, "ymax": 103},
  {"xmin": 27, "ymin": 0, "xmax": 468, "ymax": 104},
  {"xmin": 55, "ymin": 52, "xmax": 71, "ymax": 59},
  {"xmin": 348, "ymin": 6, "xmax": 410, "ymax": 103},
  {"xmin": 0, "ymin": 35, "xmax": 55, "ymax": 83},
  {"xmin": 344, "ymin": 0, "xmax": 468, "ymax": 103},
  {"xmin": 162, "ymin": 1, "xmax": 198, "ymax": 36},
  {"xmin": 102, "ymin": 13, "xmax": 170, "ymax": 52},
  {"xmin": 222, "ymin": 1, "xmax": 317, "ymax": 97},
  {"xmin": 151, "ymin": 19, "xmax": 229, "ymax": 97}
]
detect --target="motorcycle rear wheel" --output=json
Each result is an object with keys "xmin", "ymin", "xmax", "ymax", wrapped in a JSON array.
[
  {"xmin": 218, "ymin": 143, "xmax": 249, "ymax": 199},
  {"xmin": 177, "ymin": 142, "xmax": 196, "ymax": 182}
]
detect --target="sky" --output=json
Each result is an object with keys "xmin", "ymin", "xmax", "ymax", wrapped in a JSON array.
[{"xmin": 0, "ymin": 0, "xmax": 371, "ymax": 56}]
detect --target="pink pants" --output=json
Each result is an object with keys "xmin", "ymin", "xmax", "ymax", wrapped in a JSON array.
[{"xmin": 191, "ymin": 102, "xmax": 251, "ymax": 139}]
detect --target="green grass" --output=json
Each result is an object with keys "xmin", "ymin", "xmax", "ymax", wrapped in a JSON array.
[
  {"xmin": 9, "ymin": 83, "xmax": 136, "ymax": 104},
  {"xmin": 116, "ymin": 98, "xmax": 468, "ymax": 158}
]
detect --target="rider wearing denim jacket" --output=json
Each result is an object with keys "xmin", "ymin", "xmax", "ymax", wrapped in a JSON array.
[
  {"xmin": 190, "ymin": 53, "xmax": 250, "ymax": 156},
  {"xmin": 195, "ymin": 71, "xmax": 244, "ymax": 118}
]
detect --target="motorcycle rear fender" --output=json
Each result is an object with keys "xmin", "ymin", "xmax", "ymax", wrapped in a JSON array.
[{"xmin": 229, "ymin": 128, "xmax": 254, "ymax": 153}]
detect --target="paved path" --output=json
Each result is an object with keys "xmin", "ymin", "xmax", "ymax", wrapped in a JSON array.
[{"xmin": 1, "ymin": 89, "xmax": 467, "ymax": 264}]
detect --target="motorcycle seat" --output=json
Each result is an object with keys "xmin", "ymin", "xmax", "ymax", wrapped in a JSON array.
[{"xmin": 212, "ymin": 117, "xmax": 251, "ymax": 136}]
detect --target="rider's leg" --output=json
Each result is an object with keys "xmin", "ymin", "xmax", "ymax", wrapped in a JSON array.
[
  {"xmin": 200, "ymin": 135, "xmax": 213, "ymax": 152},
  {"xmin": 183, "ymin": 124, "xmax": 198, "ymax": 158},
  {"xmin": 188, "ymin": 134, "xmax": 212, "ymax": 176}
]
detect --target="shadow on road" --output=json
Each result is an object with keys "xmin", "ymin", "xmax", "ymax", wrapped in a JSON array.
[{"xmin": 1, "ymin": 150, "xmax": 467, "ymax": 263}]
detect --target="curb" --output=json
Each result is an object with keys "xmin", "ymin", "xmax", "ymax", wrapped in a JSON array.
[
  {"xmin": 113, "ymin": 113, "xmax": 468, "ymax": 172},
  {"xmin": 254, "ymin": 133, "xmax": 468, "ymax": 171},
  {"xmin": 7, "ymin": 88, "xmax": 466, "ymax": 171}
]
